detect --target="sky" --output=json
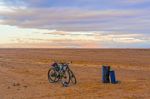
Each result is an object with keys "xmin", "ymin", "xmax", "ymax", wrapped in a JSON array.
[{"xmin": 0, "ymin": 0, "xmax": 150, "ymax": 48}]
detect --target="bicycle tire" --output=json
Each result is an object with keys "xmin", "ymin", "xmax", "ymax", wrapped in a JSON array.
[
  {"xmin": 69, "ymin": 70, "xmax": 77, "ymax": 84},
  {"xmin": 48, "ymin": 68, "xmax": 58, "ymax": 83},
  {"xmin": 61, "ymin": 69, "xmax": 70, "ymax": 85}
]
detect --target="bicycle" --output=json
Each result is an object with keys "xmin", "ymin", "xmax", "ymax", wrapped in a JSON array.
[{"xmin": 48, "ymin": 62, "xmax": 77, "ymax": 86}]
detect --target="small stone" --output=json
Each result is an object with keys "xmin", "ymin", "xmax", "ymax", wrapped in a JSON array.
[
  {"xmin": 13, "ymin": 82, "xmax": 20, "ymax": 86},
  {"xmin": 23, "ymin": 85, "xmax": 28, "ymax": 88},
  {"xmin": 16, "ymin": 83, "xmax": 20, "ymax": 86},
  {"xmin": 7, "ymin": 86, "xmax": 10, "ymax": 89}
]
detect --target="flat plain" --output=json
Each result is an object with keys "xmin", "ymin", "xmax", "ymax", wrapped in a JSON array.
[{"xmin": 0, "ymin": 49, "xmax": 150, "ymax": 99}]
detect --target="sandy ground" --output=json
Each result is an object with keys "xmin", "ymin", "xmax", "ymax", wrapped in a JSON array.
[{"xmin": 0, "ymin": 49, "xmax": 150, "ymax": 99}]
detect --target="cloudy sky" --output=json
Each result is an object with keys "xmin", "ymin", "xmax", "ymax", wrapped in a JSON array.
[{"xmin": 0, "ymin": 0, "xmax": 150, "ymax": 48}]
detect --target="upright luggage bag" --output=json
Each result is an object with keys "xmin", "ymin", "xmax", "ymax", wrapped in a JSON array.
[
  {"xmin": 102, "ymin": 66, "xmax": 110, "ymax": 83},
  {"xmin": 109, "ymin": 70, "xmax": 117, "ymax": 84}
]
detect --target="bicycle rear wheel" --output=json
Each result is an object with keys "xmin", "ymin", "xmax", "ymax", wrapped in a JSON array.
[{"xmin": 48, "ymin": 68, "xmax": 59, "ymax": 83}]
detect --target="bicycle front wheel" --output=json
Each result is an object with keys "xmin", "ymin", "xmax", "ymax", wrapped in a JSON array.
[{"xmin": 69, "ymin": 70, "xmax": 77, "ymax": 84}]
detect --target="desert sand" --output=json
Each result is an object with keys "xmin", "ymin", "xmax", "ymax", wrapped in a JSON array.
[{"xmin": 0, "ymin": 49, "xmax": 150, "ymax": 99}]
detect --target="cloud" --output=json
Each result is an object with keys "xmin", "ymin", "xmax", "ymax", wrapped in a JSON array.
[
  {"xmin": 43, "ymin": 31, "xmax": 69, "ymax": 35},
  {"xmin": 5, "ymin": 30, "xmax": 148, "ymax": 48},
  {"xmin": 119, "ymin": 0, "xmax": 150, "ymax": 4},
  {"xmin": 1, "ymin": 0, "xmax": 150, "ymax": 33},
  {"xmin": 0, "ymin": 0, "xmax": 150, "ymax": 48},
  {"xmin": 0, "ymin": 28, "xmax": 149, "ymax": 48},
  {"xmin": 1, "ymin": 7, "xmax": 149, "ymax": 32},
  {"xmin": 1, "ymin": 38, "xmax": 101, "ymax": 48},
  {"xmin": 3, "ymin": 0, "xmax": 150, "ymax": 8}
]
